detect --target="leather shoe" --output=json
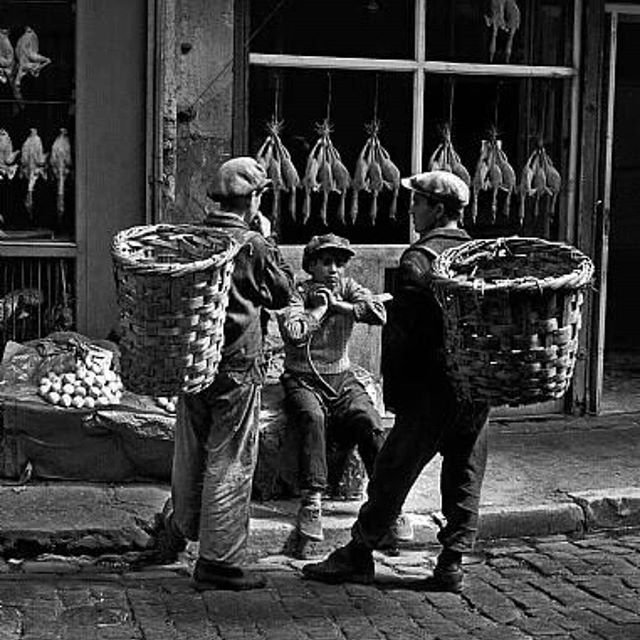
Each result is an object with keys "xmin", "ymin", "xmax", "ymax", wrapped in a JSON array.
[
  {"xmin": 422, "ymin": 555, "xmax": 464, "ymax": 593},
  {"xmin": 192, "ymin": 559, "xmax": 266, "ymax": 591},
  {"xmin": 302, "ymin": 541, "xmax": 374, "ymax": 584}
]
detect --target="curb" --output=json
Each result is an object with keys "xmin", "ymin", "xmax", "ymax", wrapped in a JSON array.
[{"xmin": 1, "ymin": 487, "xmax": 640, "ymax": 560}]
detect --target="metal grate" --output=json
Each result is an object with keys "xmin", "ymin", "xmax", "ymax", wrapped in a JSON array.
[{"xmin": 0, "ymin": 256, "xmax": 75, "ymax": 352}]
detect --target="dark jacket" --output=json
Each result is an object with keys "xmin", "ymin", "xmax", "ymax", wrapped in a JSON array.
[
  {"xmin": 204, "ymin": 210, "xmax": 295, "ymax": 371},
  {"xmin": 381, "ymin": 227, "xmax": 471, "ymax": 412}
]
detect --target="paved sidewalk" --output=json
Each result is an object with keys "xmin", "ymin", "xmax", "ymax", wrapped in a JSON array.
[{"xmin": 0, "ymin": 412, "xmax": 639, "ymax": 560}]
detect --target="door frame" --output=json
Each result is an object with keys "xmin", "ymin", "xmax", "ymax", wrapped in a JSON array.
[{"xmin": 592, "ymin": 3, "xmax": 640, "ymax": 412}]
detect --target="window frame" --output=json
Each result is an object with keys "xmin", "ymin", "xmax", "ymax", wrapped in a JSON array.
[{"xmin": 248, "ymin": 0, "xmax": 583, "ymax": 244}]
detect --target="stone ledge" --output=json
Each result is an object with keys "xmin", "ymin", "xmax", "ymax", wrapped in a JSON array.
[{"xmin": 568, "ymin": 487, "xmax": 640, "ymax": 530}]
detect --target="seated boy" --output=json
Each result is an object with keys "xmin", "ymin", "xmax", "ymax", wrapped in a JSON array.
[{"xmin": 277, "ymin": 233, "xmax": 413, "ymax": 543}]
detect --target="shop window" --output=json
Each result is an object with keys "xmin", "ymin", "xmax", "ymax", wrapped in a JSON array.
[
  {"xmin": 248, "ymin": 0, "xmax": 579, "ymax": 245},
  {"xmin": 0, "ymin": 0, "xmax": 75, "ymax": 241}
]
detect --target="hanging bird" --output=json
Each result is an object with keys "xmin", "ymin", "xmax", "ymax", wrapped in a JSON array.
[
  {"xmin": 13, "ymin": 26, "xmax": 51, "ymax": 100},
  {"xmin": 50, "ymin": 128, "xmax": 72, "ymax": 218},
  {"xmin": 0, "ymin": 28, "xmax": 15, "ymax": 84},
  {"xmin": 20, "ymin": 128, "xmax": 48, "ymax": 216},
  {"xmin": 0, "ymin": 129, "xmax": 19, "ymax": 180}
]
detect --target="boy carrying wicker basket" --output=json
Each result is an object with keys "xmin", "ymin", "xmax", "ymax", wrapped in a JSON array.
[
  {"xmin": 148, "ymin": 157, "xmax": 296, "ymax": 591},
  {"xmin": 303, "ymin": 171, "xmax": 491, "ymax": 593}
]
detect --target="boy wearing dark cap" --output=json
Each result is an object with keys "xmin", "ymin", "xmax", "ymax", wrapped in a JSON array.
[
  {"xmin": 150, "ymin": 157, "xmax": 296, "ymax": 591},
  {"xmin": 303, "ymin": 171, "xmax": 490, "ymax": 593},
  {"xmin": 278, "ymin": 233, "xmax": 412, "ymax": 544}
]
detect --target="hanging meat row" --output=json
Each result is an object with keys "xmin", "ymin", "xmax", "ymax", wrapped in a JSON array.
[
  {"xmin": 255, "ymin": 118, "xmax": 401, "ymax": 229},
  {"xmin": 427, "ymin": 126, "xmax": 562, "ymax": 226},
  {"xmin": 255, "ymin": 119, "xmax": 562, "ymax": 230},
  {"xmin": 0, "ymin": 127, "xmax": 72, "ymax": 222},
  {"xmin": 0, "ymin": 26, "xmax": 51, "ymax": 102}
]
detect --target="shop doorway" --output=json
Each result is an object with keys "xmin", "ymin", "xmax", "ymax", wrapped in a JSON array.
[{"xmin": 599, "ymin": 6, "xmax": 640, "ymax": 413}]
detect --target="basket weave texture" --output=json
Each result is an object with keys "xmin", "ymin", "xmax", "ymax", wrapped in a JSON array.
[
  {"xmin": 111, "ymin": 224, "xmax": 239, "ymax": 396},
  {"xmin": 432, "ymin": 237, "xmax": 594, "ymax": 407}
]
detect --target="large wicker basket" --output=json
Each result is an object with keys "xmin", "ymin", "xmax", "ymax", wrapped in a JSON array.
[
  {"xmin": 111, "ymin": 224, "xmax": 239, "ymax": 396},
  {"xmin": 432, "ymin": 237, "xmax": 594, "ymax": 407}
]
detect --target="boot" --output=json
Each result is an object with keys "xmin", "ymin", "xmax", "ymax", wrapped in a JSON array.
[
  {"xmin": 302, "ymin": 540, "xmax": 374, "ymax": 584},
  {"xmin": 192, "ymin": 559, "xmax": 266, "ymax": 591},
  {"xmin": 422, "ymin": 549, "xmax": 464, "ymax": 593}
]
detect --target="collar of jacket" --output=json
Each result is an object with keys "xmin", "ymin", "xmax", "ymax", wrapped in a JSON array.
[
  {"xmin": 417, "ymin": 227, "xmax": 470, "ymax": 244},
  {"xmin": 204, "ymin": 210, "xmax": 250, "ymax": 230}
]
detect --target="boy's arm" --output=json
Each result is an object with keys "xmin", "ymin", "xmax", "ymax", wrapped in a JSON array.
[
  {"xmin": 276, "ymin": 289, "xmax": 326, "ymax": 346},
  {"xmin": 340, "ymin": 277, "xmax": 387, "ymax": 326}
]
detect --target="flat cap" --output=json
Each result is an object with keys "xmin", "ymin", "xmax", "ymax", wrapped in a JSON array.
[
  {"xmin": 208, "ymin": 157, "xmax": 271, "ymax": 201},
  {"xmin": 400, "ymin": 170, "xmax": 469, "ymax": 208},
  {"xmin": 302, "ymin": 233, "xmax": 355, "ymax": 272}
]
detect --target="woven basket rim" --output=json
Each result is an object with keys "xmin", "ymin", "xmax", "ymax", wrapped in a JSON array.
[
  {"xmin": 432, "ymin": 236, "xmax": 594, "ymax": 294},
  {"xmin": 111, "ymin": 223, "xmax": 239, "ymax": 277}
]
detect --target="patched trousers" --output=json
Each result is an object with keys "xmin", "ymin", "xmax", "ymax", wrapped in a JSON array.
[{"xmin": 170, "ymin": 368, "xmax": 262, "ymax": 566}]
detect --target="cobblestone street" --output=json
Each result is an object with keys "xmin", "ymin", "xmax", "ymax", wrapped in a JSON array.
[{"xmin": 0, "ymin": 529, "xmax": 639, "ymax": 639}]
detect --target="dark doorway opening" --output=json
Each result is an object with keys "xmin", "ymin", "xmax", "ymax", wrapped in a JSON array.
[{"xmin": 602, "ymin": 17, "xmax": 640, "ymax": 413}]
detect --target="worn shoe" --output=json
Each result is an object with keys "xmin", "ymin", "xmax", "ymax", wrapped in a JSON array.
[
  {"xmin": 297, "ymin": 503, "xmax": 324, "ymax": 541},
  {"xmin": 145, "ymin": 512, "xmax": 187, "ymax": 565},
  {"xmin": 192, "ymin": 559, "xmax": 266, "ymax": 591},
  {"xmin": 302, "ymin": 541, "xmax": 374, "ymax": 584},
  {"xmin": 377, "ymin": 512, "xmax": 415, "ymax": 551},
  {"xmin": 390, "ymin": 513, "xmax": 414, "ymax": 543},
  {"xmin": 422, "ymin": 552, "xmax": 464, "ymax": 593}
]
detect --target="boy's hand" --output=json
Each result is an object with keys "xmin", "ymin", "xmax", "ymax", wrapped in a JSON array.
[
  {"xmin": 250, "ymin": 212, "xmax": 272, "ymax": 237},
  {"xmin": 317, "ymin": 288, "xmax": 354, "ymax": 316},
  {"xmin": 307, "ymin": 287, "xmax": 331, "ymax": 309},
  {"xmin": 307, "ymin": 287, "xmax": 330, "ymax": 321}
]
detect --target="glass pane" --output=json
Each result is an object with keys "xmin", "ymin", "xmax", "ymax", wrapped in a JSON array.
[
  {"xmin": 423, "ymin": 75, "xmax": 571, "ymax": 240},
  {"xmin": 251, "ymin": 0, "xmax": 414, "ymax": 60},
  {"xmin": 0, "ymin": 1, "xmax": 75, "ymax": 241},
  {"xmin": 249, "ymin": 67, "xmax": 413, "ymax": 244},
  {"xmin": 426, "ymin": 0, "xmax": 574, "ymax": 66}
]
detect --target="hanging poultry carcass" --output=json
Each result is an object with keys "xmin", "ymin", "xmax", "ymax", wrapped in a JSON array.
[
  {"xmin": 470, "ymin": 129, "xmax": 516, "ymax": 223},
  {"xmin": 13, "ymin": 26, "xmax": 51, "ymax": 101},
  {"xmin": 255, "ymin": 118, "xmax": 300, "ymax": 225},
  {"xmin": 427, "ymin": 124, "xmax": 471, "ymax": 187},
  {"xmin": 518, "ymin": 142, "xmax": 562, "ymax": 224},
  {"xmin": 0, "ymin": 129, "xmax": 19, "ymax": 180},
  {"xmin": 350, "ymin": 120, "xmax": 401, "ymax": 225},
  {"xmin": 301, "ymin": 119, "xmax": 351, "ymax": 226},
  {"xmin": 485, "ymin": 0, "xmax": 521, "ymax": 63},
  {"xmin": 50, "ymin": 128, "xmax": 72, "ymax": 219},
  {"xmin": 20, "ymin": 128, "xmax": 47, "ymax": 216},
  {"xmin": 0, "ymin": 28, "xmax": 15, "ymax": 84}
]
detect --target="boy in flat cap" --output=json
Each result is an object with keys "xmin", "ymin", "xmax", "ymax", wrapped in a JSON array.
[
  {"xmin": 150, "ymin": 157, "xmax": 296, "ymax": 590},
  {"xmin": 303, "ymin": 171, "xmax": 490, "ymax": 592},
  {"xmin": 278, "ymin": 233, "xmax": 413, "ymax": 545}
]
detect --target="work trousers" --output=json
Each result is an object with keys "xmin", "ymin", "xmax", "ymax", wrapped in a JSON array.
[
  {"xmin": 281, "ymin": 370, "xmax": 385, "ymax": 493},
  {"xmin": 170, "ymin": 369, "xmax": 261, "ymax": 566},
  {"xmin": 353, "ymin": 388, "xmax": 490, "ymax": 554}
]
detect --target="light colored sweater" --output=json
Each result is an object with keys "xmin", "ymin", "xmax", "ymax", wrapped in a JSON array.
[{"xmin": 277, "ymin": 277, "xmax": 386, "ymax": 375}]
